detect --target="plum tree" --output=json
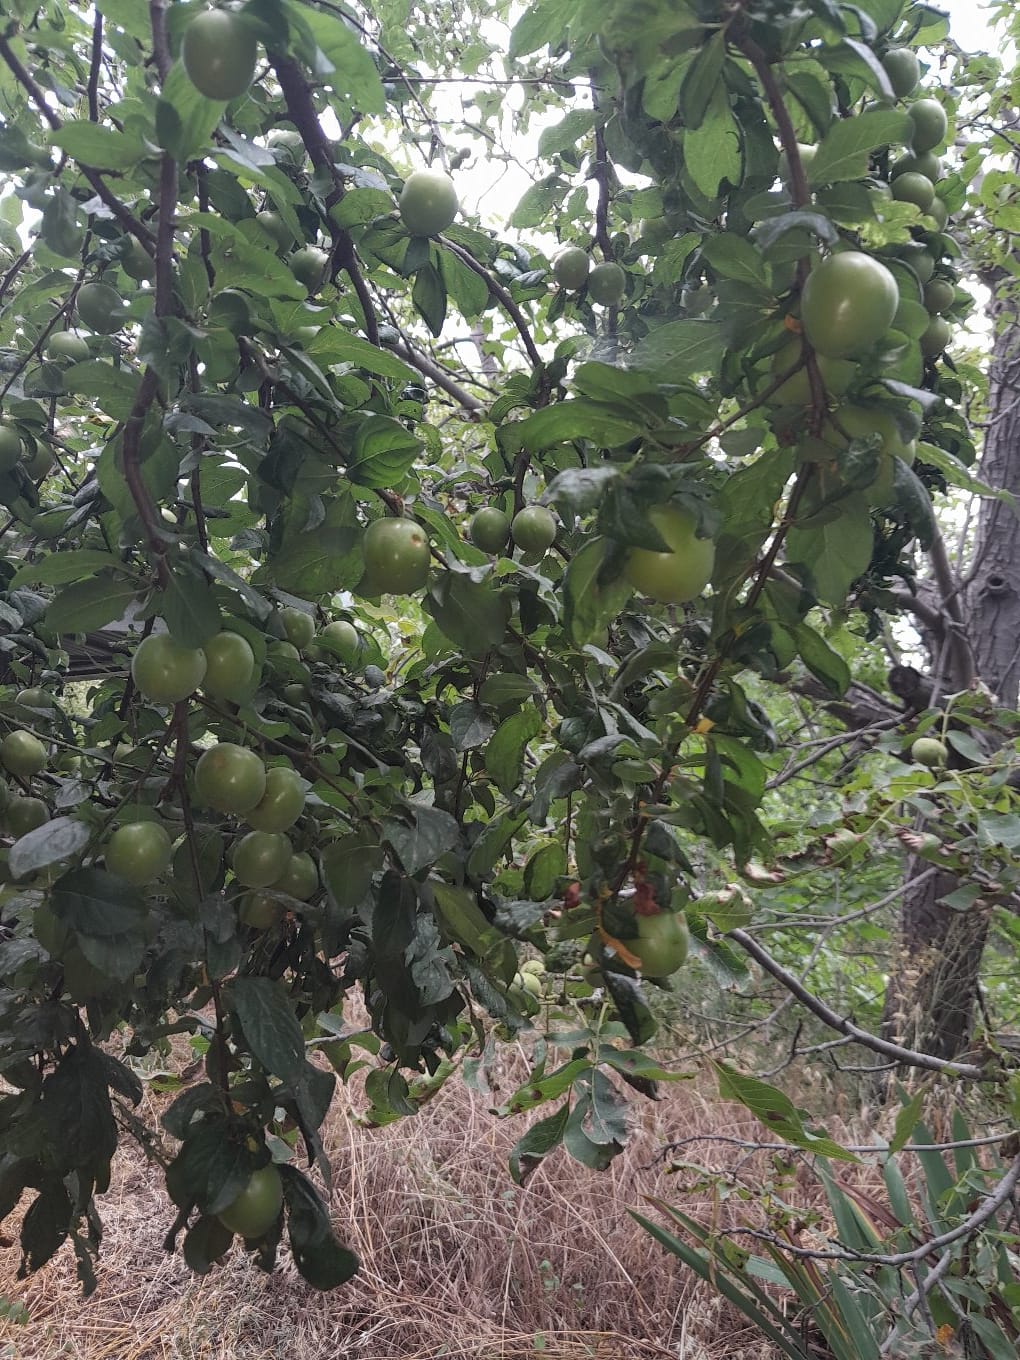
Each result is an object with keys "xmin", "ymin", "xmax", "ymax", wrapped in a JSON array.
[{"xmin": 0, "ymin": 0, "xmax": 985, "ymax": 1308}]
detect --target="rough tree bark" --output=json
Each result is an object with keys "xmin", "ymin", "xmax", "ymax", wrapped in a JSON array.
[{"xmin": 879, "ymin": 298, "xmax": 1020, "ymax": 1070}]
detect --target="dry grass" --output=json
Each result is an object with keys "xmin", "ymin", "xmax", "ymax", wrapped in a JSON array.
[{"xmin": 0, "ymin": 1046, "xmax": 804, "ymax": 1360}]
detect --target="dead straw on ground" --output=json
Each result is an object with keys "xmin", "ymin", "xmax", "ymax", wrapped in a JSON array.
[{"xmin": 0, "ymin": 1039, "xmax": 825, "ymax": 1360}]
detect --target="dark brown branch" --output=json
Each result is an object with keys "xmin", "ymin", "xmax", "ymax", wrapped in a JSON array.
[
  {"xmin": 441, "ymin": 239, "xmax": 543, "ymax": 370},
  {"xmin": 271, "ymin": 53, "xmax": 380, "ymax": 346},
  {"xmin": 390, "ymin": 340, "xmax": 484, "ymax": 413},
  {"xmin": 87, "ymin": 9, "xmax": 102, "ymax": 122},
  {"xmin": 929, "ymin": 531, "xmax": 976, "ymax": 688},
  {"xmin": 727, "ymin": 927, "xmax": 990, "ymax": 1080}
]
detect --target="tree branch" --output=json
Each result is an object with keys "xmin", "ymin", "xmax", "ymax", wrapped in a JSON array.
[
  {"xmin": 726, "ymin": 927, "xmax": 990, "ymax": 1079},
  {"xmin": 271, "ymin": 53, "xmax": 380, "ymax": 346},
  {"xmin": 441, "ymin": 238, "xmax": 543, "ymax": 370},
  {"xmin": 87, "ymin": 9, "xmax": 102, "ymax": 122},
  {"xmin": 0, "ymin": 33, "xmax": 155, "ymax": 252}
]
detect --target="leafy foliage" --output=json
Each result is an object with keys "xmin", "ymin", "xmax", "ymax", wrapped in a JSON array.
[{"xmin": 0, "ymin": 0, "xmax": 1003, "ymax": 1299}]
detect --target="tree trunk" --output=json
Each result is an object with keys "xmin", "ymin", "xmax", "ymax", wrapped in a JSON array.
[
  {"xmin": 965, "ymin": 310, "xmax": 1020, "ymax": 704},
  {"xmin": 880, "ymin": 865, "xmax": 990, "ymax": 1064},
  {"xmin": 879, "ymin": 310, "xmax": 1020, "ymax": 1073}
]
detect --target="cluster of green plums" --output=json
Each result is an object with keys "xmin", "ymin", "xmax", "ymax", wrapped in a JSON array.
[
  {"xmin": 551, "ymin": 248, "xmax": 627, "ymax": 307},
  {"xmin": 0, "ymin": 707, "xmax": 52, "ymax": 839},
  {"xmin": 469, "ymin": 501, "xmax": 715, "ymax": 606},
  {"xmin": 0, "ymin": 423, "xmax": 53, "ymax": 483}
]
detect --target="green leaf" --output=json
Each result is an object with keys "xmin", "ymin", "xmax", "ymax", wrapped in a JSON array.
[
  {"xmin": 431, "ymin": 883, "xmax": 516, "ymax": 979},
  {"xmin": 293, "ymin": 5, "xmax": 385, "ymax": 113},
  {"xmin": 509, "ymin": 0, "xmax": 573, "ymax": 57},
  {"xmin": 52, "ymin": 121, "xmax": 146, "ymax": 171},
  {"xmin": 563, "ymin": 537, "xmax": 632, "ymax": 646},
  {"xmin": 485, "ymin": 707, "xmax": 543, "ymax": 795},
  {"xmin": 684, "ymin": 85, "xmax": 742, "ymax": 199},
  {"xmin": 229, "ymin": 976, "xmax": 307, "ymax": 1082},
  {"xmin": 786, "ymin": 496, "xmax": 873, "ymax": 606},
  {"xmin": 10, "ymin": 549, "xmax": 129, "ymax": 588},
  {"xmin": 713, "ymin": 449, "xmax": 792, "ymax": 597},
  {"xmin": 713, "ymin": 1062, "xmax": 858, "ymax": 1161},
  {"xmin": 509, "ymin": 1104, "xmax": 570, "ymax": 1185},
  {"xmin": 9, "ymin": 816, "xmax": 90, "ymax": 880},
  {"xmin": 20, "ymin": 1184, "xmax": 72, "ymax": 1274},
  {"xmin": 631, "ymin": 320, "xmax": 726, "ymax": 377},
  {"xmin": 321, "ymin": 834, "xmax": 382, "ymax": 910},
  {"xmin": 425, "ymin": 575, "xmax": 511, "ymax": 655},
  {"xmin": 448, "ymin": 700, "xmax": 496, "ymax": 751},
  {"xmin": 280, "ymin": 1165, "xmax": 359, "ymax": 1289},
  {"xmin": 158, "ymin": 568, "xmax": 222, "ymax": 648},
  {"xmin": 478, "ymin": 674, "xmax": 541, "ymax": 706},
  {"xmin": 701, "ymin": 232, "xmax": 767, "ymax": 286},
  {"xmin": 41, "ymin": 1043, "xmax": 117, "ymax": 1174},
  {"xmin": 156, "ymin": 62, "xmax": 225, "ymax": 162},
  {"xmin": 791, "ymin": 623, "xmax": 851, "ymax": 697},
  {"xmin": 346, "ymin": 415, "xmax": 424, "ymax": 489},
  {"xmin": 890, "ymin": 458, "xmax": 936, "ymax": 549},
  {"xmin": 62, "ymin": 360, "xmax": 141, "ymax": 420},
  {"xmin": 466, "ymin": 809, "xmax": 529, "ymax": 879},
  {"xmin": 808, "ymin": 109, "xmax": 913, "ymax": 184},
  {"xmin": 507, "ymin": 401, "xmax": 643, "ymax": 452},
  {"xmin": 382, "ymin": 804, "xmax": 459, "ymax": 875},
  {"xmin": 679, "ymin": 32, "xmax": 726, "ymax": 129},
  {"xmin": 305, "ymin": 328, "xmax": 418, "ymax": 385},
  {"xmin": 438, "ymin": 247, "xmax": 491, "ymax": 320},
  {"xmin": 523, "ymin": 842, "xmax": 566, "ymax": 901},
  {"xmin": 538, "ymin": 109, "xmax": 597, "ymax": 157},
  {"xmin": 46, "ymin": 573, "xmax": 141, "ymax": 635},
  {"xmin": 563, "ymin": 1094, "xmax": 620, "ymax": 1170},
  {"xmin": 889, "ymin": 1088, "xmax": 925, "ymax": 1155},
  {"xmin": 411, "ymin": 263, "xmax": 446, "ymax": 337},
  {"xmin": 268, "ymin": 496, "xmax": 363, "ymax": 594},
  {"xmin": 510, "ymin": 176, "xmax": 569, "ymax": 229}
]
